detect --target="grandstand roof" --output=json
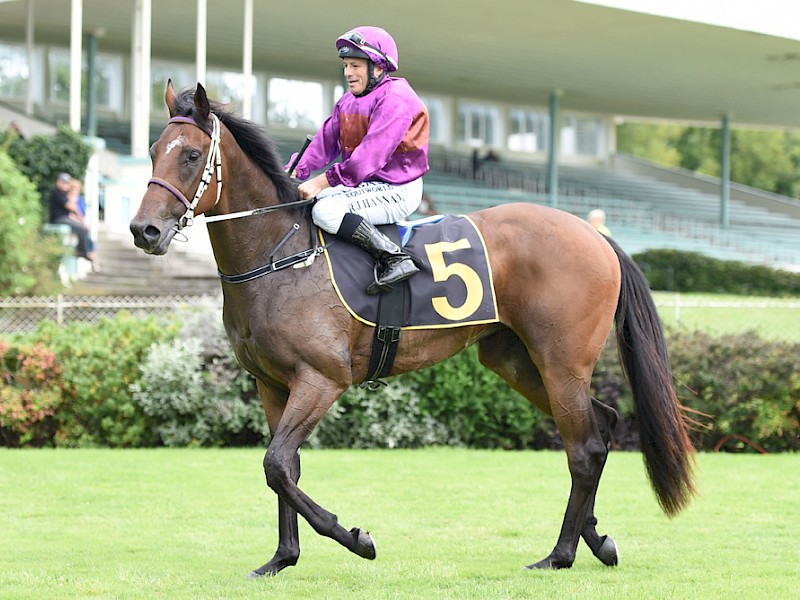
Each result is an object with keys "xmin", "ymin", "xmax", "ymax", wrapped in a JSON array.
[{"xmin": 1, "ymin": 0, "xmax": 800, "ymax": 128}]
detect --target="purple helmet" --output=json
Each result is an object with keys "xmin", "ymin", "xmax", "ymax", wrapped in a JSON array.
[{"xmin": 335, "ymin": 26, "xmax": 399, "ymax": 72}]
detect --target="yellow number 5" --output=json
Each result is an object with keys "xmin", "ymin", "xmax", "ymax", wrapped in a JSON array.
[{"xmin": 425, "ymin": 239, "xmax": 484, "ymax": 321}]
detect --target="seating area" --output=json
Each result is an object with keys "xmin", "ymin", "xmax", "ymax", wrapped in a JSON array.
[{"xmin": 423, "ymin": 151, "xmax": 800, "ymax": 271}]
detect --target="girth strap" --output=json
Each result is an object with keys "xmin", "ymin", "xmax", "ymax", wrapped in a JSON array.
[{"xmin": 365, "ymin": 225, "xmax": 407, "ymax": 383}]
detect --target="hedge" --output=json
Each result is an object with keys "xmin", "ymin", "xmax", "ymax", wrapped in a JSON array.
[
  {"xmin": 2, "ymin": 304, "xmax": 797, "ymax": 452},
  {"xmin": 633, "ymin": 249, "xmax": 800, "ymax": 296}
]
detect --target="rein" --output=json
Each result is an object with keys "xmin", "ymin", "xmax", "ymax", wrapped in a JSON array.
[{"xmin": 148, "ymin": 112, "xmax": 324, "ymax": 284}]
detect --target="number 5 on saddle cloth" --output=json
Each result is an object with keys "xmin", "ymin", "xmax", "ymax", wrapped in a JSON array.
[{"xmin": 320, "ymin": 214, "xmax": 499, "ymax": 383}]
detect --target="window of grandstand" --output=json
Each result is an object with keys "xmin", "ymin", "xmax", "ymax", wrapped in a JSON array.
[
  {"xmin": 508, "ymin": 108, "xmax": 550, "ymax": 153},
  {"xmin": 47, "ymin": 48, "xmax": 123, "ymax": 110},
  {"xmin": 0, "ymin": 43, "xmax": 29, "ymax": 99},
  {"xmin": 560, "ymin": 115, "xmax": 604, "ymax": 157},
  {"xmin": 457, "ymin": 102, "xmax": 500, "ymax": 147},
  {"xmin": 151, "ymin": 61, "xmax": 193, "ymax": 110},
  {"xmin": 48, "ymin": 49, "xmax": 71, "ymax": 104},
  {"xmin": 575, "ymin": 116, "xmax": 603, "ymax": 156},
  {"xmin": 92, "ymin": 54, "xmax": 123, "ymax": 110},
  {"xmin": 419, "ymin": 94, "xmax": 448, "ymax": 145},
  {"xmin": 268, "ymin": 78, "xmax": 324, "ymax": 130},
  {"xmin": 205, "ymin": 70, "xmax": 252, "ymax": 110}
]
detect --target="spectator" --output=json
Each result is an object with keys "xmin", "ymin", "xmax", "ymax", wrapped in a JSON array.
[
  {"xmin": 67, "ymin": 179, "xmax": 99, "ymax": 269},
  {"xmin": 588, "ymin": 208, "xmax": 612, "ymax": 237},
  {"xmin": 48, "ymin": 173, "xmax": 94, "ymax": 268}
]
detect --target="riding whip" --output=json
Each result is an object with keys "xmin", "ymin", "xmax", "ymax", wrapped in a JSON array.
[{"xmin": 287, "ymin": 134, "xmax": 314, "ymax": 175}]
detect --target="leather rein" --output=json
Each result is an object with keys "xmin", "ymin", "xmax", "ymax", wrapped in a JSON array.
[{"xmin": 146, "ymin": 113, "xmax": 322, "ymax": 283}]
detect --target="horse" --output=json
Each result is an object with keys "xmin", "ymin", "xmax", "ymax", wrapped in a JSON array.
[{"xmin": 130, "ymin": 82, "xmax": 696, "ymax": 577}]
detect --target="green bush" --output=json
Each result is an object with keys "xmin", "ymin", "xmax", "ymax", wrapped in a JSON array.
[
  {"xmin": 667, "ymin": 331, "xmax": 800, "ymax": 452},
  {"xmin": 633, "ymin": 249, "xmax": 800, "ymax": 296},
  {"xmin": 132, "ymin": 307, "xmax": 267, "ymax": 446},
  {"xmin": 0, "ymin": 151, "xmax": 65, "ymax": 296},
  {"xmin": 399, "ymin": 347, "xmax": 545, "ymax": 449},
  {"xmin": 31, "ymin": 312, "xmax": 179, "ymax": 447},
  {"xmin": 309, "ymin": 382, "xmax": 451, "ymax": 449},
  {"xmin": 2, "ymin": 304, "xmax": 797, "ymax": 453},
  {"xmin": 0, "ymin": 339, "xmax": 62, "ymax": 447}
]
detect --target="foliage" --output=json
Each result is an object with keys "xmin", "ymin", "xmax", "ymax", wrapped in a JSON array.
[
  {"xmin": 0, "ymin": 340, "xmax": 62, "ymax": 446},
  {"xmin": 667, "ymin": 331, "xmax": 800, "ymax": 452},
  {"xmin": 399, "ymin": 346, "xmax": 546, "ymax": 449},
  {"xmin": 590, "ymin": 331, "xmax": 800, "ymax": 453},
  {"xmin": 308, "ymin": 382, "xmax": 450, "ymax": 449},
  {"xmin": 617, "ymin": 122, "xmax": 800, "ymax": 198},
  {"xmin": 132, "ymin": 306, "xmax": 267, "ymax": 446},
  {"xmin": 1, "ymin": 125, "xmax": 92, "ymax": 211},
  {"xmin": 0, "ymin": 151, "xmax": 65, "ymax": 296},
  {"xmin": 30, "ymin": 312, "xmax": 179, "ymax": 447},
  {"xmin": 1, "ymin": 300, "xmax": 797, "ymax": 453},
  {"xmin": 633, "ymin": 248, "xmax": 800, "ymax": 295}
]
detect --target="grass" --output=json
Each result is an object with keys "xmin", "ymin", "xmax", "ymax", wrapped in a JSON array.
[
  {"xmin": 1, "ymin": 448, "xmax": 798, "ymax": 599},
  {"xmin": 652, "ymin": 292, "xmax": 800, "ymax": 341}
]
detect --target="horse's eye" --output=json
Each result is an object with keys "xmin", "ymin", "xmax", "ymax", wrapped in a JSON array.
[{"xmin": 186, "ymin": 149, "xmax": 202, "ymax": 162}]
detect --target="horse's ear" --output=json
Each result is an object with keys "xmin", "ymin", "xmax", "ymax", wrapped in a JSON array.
[
  {"xmin": 193, "ymin": 83, "xmax": 210, "ymax": 120},
  {"xmin": 165, "ymin": 79, "xmax": 178, "ymax": 117}
]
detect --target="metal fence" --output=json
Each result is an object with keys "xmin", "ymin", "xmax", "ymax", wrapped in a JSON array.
[
  {"xmin": 1, "ymin": 294, "xmax": 798, "ymax": 338},
  {"xmin": 0, "ymin": 294, "xmax": 221, "ymax": 333}
]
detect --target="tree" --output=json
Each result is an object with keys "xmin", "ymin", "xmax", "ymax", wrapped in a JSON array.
[{"xmin": 2, "ymin": 125, "xmax": 92, "ymax": 215}]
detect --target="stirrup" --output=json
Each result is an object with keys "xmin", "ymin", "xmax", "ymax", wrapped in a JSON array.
[{"xmin": 366, "ymin": 263, "xmax": 393, "ymax": 295}]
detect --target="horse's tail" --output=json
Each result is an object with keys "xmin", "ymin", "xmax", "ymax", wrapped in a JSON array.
[{"xmin": 606, "ymin": 237, "xmax": 696, "ymax": 517}]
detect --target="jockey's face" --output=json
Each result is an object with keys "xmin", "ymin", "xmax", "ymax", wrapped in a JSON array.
[{"xmin": 342, "ymin": 57, "xmax": 383, "ymax": 95}]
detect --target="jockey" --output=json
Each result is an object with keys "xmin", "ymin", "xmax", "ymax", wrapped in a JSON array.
[{"xmin": 285, "ymin": 25, "xmax": 430, "ymax": 294}]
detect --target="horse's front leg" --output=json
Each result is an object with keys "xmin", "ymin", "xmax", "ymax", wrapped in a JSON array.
[
  {"xmin": 263, "ymin": 370, "xmax": 377, "ymax": 564},
  {"xmin": 250, "ymin": 381, "xmax": 301, "ymax": 578}
]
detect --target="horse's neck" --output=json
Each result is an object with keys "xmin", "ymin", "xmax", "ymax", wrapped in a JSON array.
[{"xmin": 206, "ymin": 171, "xmax": 310, "ymax": 277}]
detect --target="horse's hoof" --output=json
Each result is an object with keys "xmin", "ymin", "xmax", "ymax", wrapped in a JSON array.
[
  {"xmin": 525, "ymin": 554, "xmax": 573, "ymax": 570},
  {"xmin": 350, "ymin": 527, "xmax": 377, "ymax": 560},
  {"xmin": 248, "ymin": 570, "xmax": 270, "ymax": 579},
  {"xmin": 596, "ymin": 536, "xmax": 619, "ymax": 566}
]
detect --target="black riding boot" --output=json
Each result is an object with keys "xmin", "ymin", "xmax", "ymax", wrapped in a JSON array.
[{"xmin": 340, "ymin": 215, "xmax": 419, "ymax": 295}]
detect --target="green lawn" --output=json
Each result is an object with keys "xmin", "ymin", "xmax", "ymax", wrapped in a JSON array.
[
  {"xmin": 652, "ymin": 292, "xmax": 800, "ymax": 341},
  {"xmin": 1, "ymin": 448, "xmax": 798, "ymax": 599}
]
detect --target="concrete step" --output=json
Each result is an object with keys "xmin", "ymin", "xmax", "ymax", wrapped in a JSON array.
[{"xmin": 66, "ymin": 226, "xmax": 220, "ymax": 296}]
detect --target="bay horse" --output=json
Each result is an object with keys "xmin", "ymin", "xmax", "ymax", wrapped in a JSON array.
[{"xmin": 130, "ymin": 82, "xmax": 696, "ymax": 577}]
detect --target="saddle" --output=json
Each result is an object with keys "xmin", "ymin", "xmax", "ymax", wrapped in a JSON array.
[{"xmin": 320, "ymin": 214, "xmax": 499, "ymax": 382}]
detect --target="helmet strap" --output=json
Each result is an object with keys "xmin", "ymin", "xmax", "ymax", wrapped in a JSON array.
[{"xmin": 355, "ymin": 60, "xmax": 386, "ymax": 97}]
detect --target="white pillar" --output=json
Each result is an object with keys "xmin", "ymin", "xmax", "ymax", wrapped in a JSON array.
[
  {"xmin": 196, "ymin": 0, "xmax": 207, "ymax": 85},
  {"xmin": 25, "ymin": 0, "xmax": 35, "ymax": 116},
  {"xmin": 131, "ymin": 0, "xmax": 152, "ymax": 158},
  {"xmin": 242, "ymin": 0, "xmax": 253, "ymax": 119},
  {"xmin": 69, "ymin": 0, "xmax": 82, "ymax": 131}
]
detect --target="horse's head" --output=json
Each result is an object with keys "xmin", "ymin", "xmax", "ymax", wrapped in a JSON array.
[{"xmin": 130, "ymin": 81, "xmax": 223, "ymax": 255}]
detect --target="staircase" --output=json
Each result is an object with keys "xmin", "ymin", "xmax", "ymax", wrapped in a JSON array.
[{"xmin": 67, "ymin": 226, "xmax": 221, "ymax": 296}]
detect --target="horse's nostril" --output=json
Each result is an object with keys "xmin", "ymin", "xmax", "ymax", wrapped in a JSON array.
[{"xmin": 144, "ymin": 225, "xmax": 161, "ymax": 241}]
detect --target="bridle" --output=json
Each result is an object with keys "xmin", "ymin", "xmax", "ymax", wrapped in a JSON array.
[
  {"xmin": 146, "ymin": 112, "xmax": 323, "ymax": 282},
  {"xmin": 147, "ymin": 113, "xmax": 223, "ymax": 230}
]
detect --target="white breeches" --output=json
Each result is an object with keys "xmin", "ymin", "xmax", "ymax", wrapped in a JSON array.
[{"xmin": 311, "ymin": 178, "xmax": 424, "ymax": 234}]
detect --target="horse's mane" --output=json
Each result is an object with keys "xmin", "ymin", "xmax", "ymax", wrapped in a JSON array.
[{"xmin": 173, "ymin": 88, "xmax": 297, "ymax": 205}]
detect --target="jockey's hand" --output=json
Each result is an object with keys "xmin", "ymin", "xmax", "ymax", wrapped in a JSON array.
[{"xmin": 297, "ymin": 173, "xmax": 331, "ymax": 200}]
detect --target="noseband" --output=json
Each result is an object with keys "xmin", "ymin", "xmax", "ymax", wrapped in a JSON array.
[{"xmin": 147, "ymin": 113, "xmax": 223, "ymax": 230}]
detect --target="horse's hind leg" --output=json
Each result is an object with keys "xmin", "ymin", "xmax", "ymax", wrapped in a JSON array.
[
  {"xmin": 580, "ymin": 398, "xmax": 619, "ymax": 566},
  {"xmin": 478, "ymin": 329, "xmax": 614, "ymax": 569}
]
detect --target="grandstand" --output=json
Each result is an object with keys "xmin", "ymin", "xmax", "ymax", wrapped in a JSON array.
[{"xmin": 423, "ymin": 149, "xmax": 800, "ymax": 271}]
